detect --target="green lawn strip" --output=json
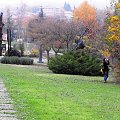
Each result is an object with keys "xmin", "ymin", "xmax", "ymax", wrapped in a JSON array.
[{"xmin": 0, "ymin": 64, "xmax": 120, "ymax": 120}]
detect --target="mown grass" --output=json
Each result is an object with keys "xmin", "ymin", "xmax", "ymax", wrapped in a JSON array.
[{"xmin": 0, "ymin": 64, "xmax": 120, "ymax": 120}]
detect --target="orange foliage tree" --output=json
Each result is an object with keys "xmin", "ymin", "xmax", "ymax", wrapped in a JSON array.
[{"xmin": 73, "ymin": 1, "xmax": 98, "ymax": 39}]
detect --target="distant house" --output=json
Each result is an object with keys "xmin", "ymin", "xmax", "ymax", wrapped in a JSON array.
[{"xmin": 2, "ymin": 34, "xmax": 7, "ymax": 41}]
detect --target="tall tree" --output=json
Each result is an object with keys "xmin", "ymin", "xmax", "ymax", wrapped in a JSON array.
[
  {"xmin": 0, "ymin": 12, "xmax": 4, "ymax": 56},
  {"xmin": 27, "ymin": 15, "xmax": 54, "ymax": 63},
  {"xmin": 14, "ymin": 3, "xmax": 28, "ymax": 40},
  {"xmin": 105, "ymin": 0, "xmax": 120, "ymax": 83},
  {"xmin": 73, "ymin": 1, "xmax": 98, "ymax": 39}
]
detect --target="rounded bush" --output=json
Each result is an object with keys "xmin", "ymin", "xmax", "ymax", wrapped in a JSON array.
[
  {"xmin": 20, "ymin": 57, "xmax": 34, "ymax": 65},
  {"xmin": 48, "ymin": 51, "xmax": 101, "ymax": 76}
]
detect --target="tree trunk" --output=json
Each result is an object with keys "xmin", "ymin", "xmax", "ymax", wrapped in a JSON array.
[
  {"xmin": 66, "ymin": 41, "xmax": 69, "ymax": 52},
  {"xmin": 0, "ymin": 39, "xmax": 2, "ymax": 56},
  {"xmin": 52, "ymin": 46, "xmax": 60, "ymax": 56},
  {"xmin": 46, "ymin": 50, "xmax": 50, "ymax": 63},
  {"xmin": 55, "ymin": 51, "xmax": 58, "ymax": 56},
  {"xmin": 38, "ymin": 44, "xmax": 43, "ymax": 63}
]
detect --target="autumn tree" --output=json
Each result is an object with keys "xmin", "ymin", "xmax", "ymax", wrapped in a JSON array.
[
  {"xmin": 43, "ymin": 18, "xmax": 85, "ymax": 53},
  {"xmin": 27, "ymin": 15, "xmax": 56, "ymax": 63},
  {"xmin": 28, "ymin": 17, "xmax": 45, "ymax": 63},
  {"xmin": 48, "ymin": 19, "xmax": 64, "ymax": 55},
  {"xmin": 27, "ymin": 12, "xmax": 88, "ymax": 63},
  {"xmin": 50, "ymin": 19, "xmax": 81, "ymax": 52},
  {"xmin": 73, "ymin": 1, "xmax": 98, "ymax": 39},
  {"xmin": 105, "ymin": 0, "xmax": 120, "ymax": 83}
]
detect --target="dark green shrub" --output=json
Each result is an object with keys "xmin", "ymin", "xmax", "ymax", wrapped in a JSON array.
[
  {"xmin": 20, "ymin": 57, "xmax": 34, "ymax": 65},
  {"xmin": 0, "ymin": 57, "xmax": 9, "ymax": 64},
  {"xmin": 1, "ymin": 56, "xmax": 20, "ymax": 64},
  {"xmin": 5, "ymin": 49, "xmax": 21, "ymax": 57},
  {"xmin": 48, "ymin": 51, "xmax": 101, "ymax": 76},
  {"xmin": 1, "ymin": 56, "xmax": 34, "ymax": 65}
]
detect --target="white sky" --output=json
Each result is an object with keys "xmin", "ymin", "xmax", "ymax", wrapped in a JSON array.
[{"xmin": 0, "ymin": 0, "xmax": 110, "ymax": 9}]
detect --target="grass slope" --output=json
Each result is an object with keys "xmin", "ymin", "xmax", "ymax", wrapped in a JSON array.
[{"xmin": 0, "ymin": 64, "xmax": 119, "ymax": 120}]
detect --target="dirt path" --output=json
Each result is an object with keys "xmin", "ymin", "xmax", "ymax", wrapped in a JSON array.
[{"xmin": 0, "ymin": 79, "xmax": 18, "ymax": 120}]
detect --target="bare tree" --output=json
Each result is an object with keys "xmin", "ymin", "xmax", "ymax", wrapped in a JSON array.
[{"xmin": 14, "ymin": 3, "xmax": 28, "ymax": 40}]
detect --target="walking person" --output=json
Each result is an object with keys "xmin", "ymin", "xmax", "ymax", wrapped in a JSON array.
[{"xmin": 102, "ymin": 58, "xmax": 110, "ymax": 83}]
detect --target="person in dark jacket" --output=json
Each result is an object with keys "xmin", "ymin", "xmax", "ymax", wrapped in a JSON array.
[{"xmin": 103, "ymin": 58, "xmax": 110, "ymax": 83}]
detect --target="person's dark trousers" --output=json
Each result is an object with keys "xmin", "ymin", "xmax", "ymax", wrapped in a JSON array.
[{"xmin": 104, "ymin": 71, "xmax": 108, "ymax": 82}]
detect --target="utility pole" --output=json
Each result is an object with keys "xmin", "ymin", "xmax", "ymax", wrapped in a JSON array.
[{"xmin": 0, "ymin": 12, "xmax": 4, "ymax": 56}]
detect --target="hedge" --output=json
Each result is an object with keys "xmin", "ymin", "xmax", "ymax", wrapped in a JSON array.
[{"xmin": 1, "ymin": 56, "xmax": 34, "ymax": 65}]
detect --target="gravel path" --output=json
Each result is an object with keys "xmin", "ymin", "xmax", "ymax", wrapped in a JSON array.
[{"xmin": 0, "ymin": 79, "xmax": 18, "ymax": 120}]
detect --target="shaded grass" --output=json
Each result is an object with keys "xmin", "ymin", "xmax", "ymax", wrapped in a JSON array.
[{"xmin": 0, "ymin": 64, "xmax": 120, "ymax": 120}]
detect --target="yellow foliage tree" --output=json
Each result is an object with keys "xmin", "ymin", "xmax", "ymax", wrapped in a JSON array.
[
  {"xmin": 105, "ymin": 1, "xmax": 120, "ymax": 83},
  {"xmin": 106, "ymin": 15, "xmax": 120, "ymax": 42}
]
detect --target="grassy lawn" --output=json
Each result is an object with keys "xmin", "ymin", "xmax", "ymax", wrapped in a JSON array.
[{"xmin": 0, "ymin": 64, "xmax": 120, "ymax": 120}]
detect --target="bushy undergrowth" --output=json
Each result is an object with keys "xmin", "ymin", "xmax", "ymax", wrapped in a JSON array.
[
  {"xmin": 113, "ymin": 61, "xmax": 120, "ymax": 84},
  {"xmin": 48, "ymin": 51, "xmax": 101, "ymax": 76},
  {"xmin": 1, "ymin": 56, "xmax": 34, "ymax": 65},
  {"xmin": 5, "ymin": 49, "xmax": 21, "ymax": 57}
]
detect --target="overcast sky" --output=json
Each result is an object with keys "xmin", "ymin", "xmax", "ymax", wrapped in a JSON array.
[{"xmin": 0, "ymin": 0, "xmax": 110, "ymax": 9}]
